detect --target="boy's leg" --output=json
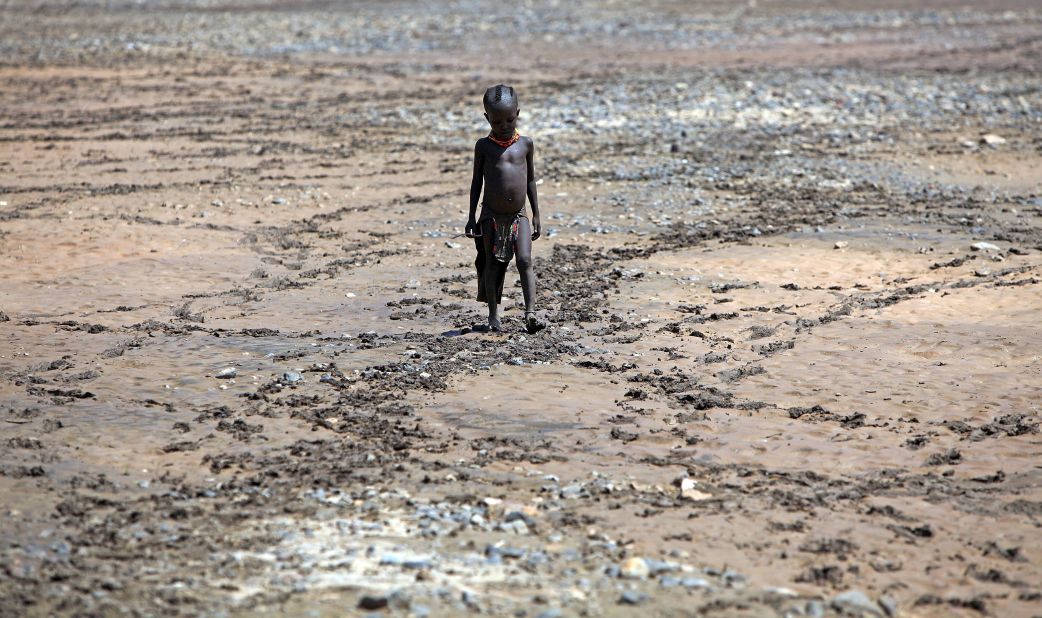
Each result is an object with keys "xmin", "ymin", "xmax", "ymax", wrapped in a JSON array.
[
  {"xmin": 481, "ymin": 219, "xmax": 501, "ymax": 331},
  {"xmin": 514, "ymin": 218, "xmax": 535, "ymax": 313},
  {"xmin": 515, "ymin": 219, "xmax": 545, "ymax": 333}
]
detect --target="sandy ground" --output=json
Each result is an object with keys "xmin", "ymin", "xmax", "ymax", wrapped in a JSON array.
[{"xmin": 1, "ymin": 1, "xmax": 1042, "ymax": 617}]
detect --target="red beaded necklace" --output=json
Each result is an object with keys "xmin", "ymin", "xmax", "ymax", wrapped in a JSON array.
[{"xmin": 488, "ymin": 130, "xmax": 520, "ymax": 148}]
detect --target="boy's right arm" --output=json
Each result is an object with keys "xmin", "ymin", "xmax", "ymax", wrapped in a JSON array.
[{"xmin": 466, "ymin": 141, "xmax": 483, "ymax": 236}]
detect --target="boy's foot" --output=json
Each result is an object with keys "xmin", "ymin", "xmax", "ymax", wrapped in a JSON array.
[
  {"xmin": 488, "ymin": 317, "xmax": 503, "ymax": 332},
  {"xmin": 525, "ymin": 311, "xmax": 546, "ymax": 334}
]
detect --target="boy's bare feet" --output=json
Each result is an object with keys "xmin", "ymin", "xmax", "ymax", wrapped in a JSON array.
[
  {"xmin": 525, "ymin": 311, "xmax": 546, "ymax": 334},
  {"xmin": 488, "ymin": 317, "xmax": 503, "ymax": 332}
]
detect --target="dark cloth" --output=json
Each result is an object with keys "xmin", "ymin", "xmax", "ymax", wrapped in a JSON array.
[{"xmin": 474, "ymin": 207, "xmax": 526, "ymax": 303}]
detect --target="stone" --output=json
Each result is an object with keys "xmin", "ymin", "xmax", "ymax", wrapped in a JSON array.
[
  {"xmin": 805, "ymin": 600, "xmax": 826, "ymax": 618},
  {"xmin": 831, "ymin": 590, "xmax": 884, "ymax": 616},
  {"xmin": 680, "ymin": 478, "xmax": 712, "ymax": 501},
  {"xmin": 644, "ymin": 559, "xmax": 679, "ymax": 576},
  {"xmin": 680, "ymin": 577, "xmax": 712, "ymax": 589},
  {"xmin": 878, "ymin": 595, "xmax": 898, "ymax": 617},
  {"xmin": 970, "ymin": 242, "xmax": 1000, "ymax": 252},
  {"xmin": 559, "ymin": 484, "xmax": 583, "ymax": 498},
  {"xmin": 980, "ymin": 133, "xmax": 1006, "ymax": 146},
  {"xmin": 619, "ymin": 590, "xmax": 649, "ymax": 605},
  {"xmin": 619, "ymin": 556, "xmax": 650, "ymax": 579},
  {"xmin": 358, "ymin": 595, "xmax": 388, "ymax": 610},
  {"xmin": 834, "ymin": 241, "xmax": 849, "ymax": 249},
  {"xmin": 215, "ymin": 367, "xmax": 236, "ymax": 379},
  {"xmin": 283, "ymin": 371, "xmax": 302, "ymax": 383}
]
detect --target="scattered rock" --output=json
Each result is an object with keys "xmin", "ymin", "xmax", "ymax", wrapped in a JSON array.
[
  {"xmin": 358, "ymin": 595, "xmax": 388, "ymax": 610},
  {"xmin": 215, "ymin": 367, "xmax": 236, "ymax": 379},
  {"xmin": 971, "ymin": 242, "xmax": 1000, "ymax": 252},
  {"xmin": 834, "ymin": 241, "xmax": 849, "ymax": 249},
  {"xmin": 619, "ymin": 557, "xmax": 650, "ymax": 579},
  {"xmin": 979, "ymin": 133, "xmax": 1006, "ymax": 146},
  {"xmin": 679, "ymin": 478, "xmax": 713, "ymax": 501},
  {"xmin": 619, "ymin": 590, "xmax": 649, "ymax": 605},
  {"xmin": 830, "ymin": 590, "xmax": 885, "ymax": 616},
  {"xmin": 925, "ymin": 448, "xmax": 962, "ymax": 466}
]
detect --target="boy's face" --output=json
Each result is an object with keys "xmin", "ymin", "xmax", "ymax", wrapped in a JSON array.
[{"xmin": 484, "ymin": 104, "xmax": 519, "ymax": 140}]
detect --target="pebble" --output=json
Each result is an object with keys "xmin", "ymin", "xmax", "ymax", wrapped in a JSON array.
[
  {"xmin": 500, "ymin": 519, "xmax": 529, "ymax": 535},
  {"xmin": 979, "ymin": 133, "xmax": 1006, "ymax": 146},
  {"xmin": 215, "ymin": 367, "xmax": 236, "ymax": 379},
  {"xmin": 834, "ymin": 241, "xmax": 849, "ymax": 249},
  {"xmin": 970, "ymin": 241, "xmax": 1000, "ymax": 252},
  {"xmin": 283, "ymin": 371, "xmax": 302, "ymax": 383},
  {"xmin": 830, "ymin": 590, "xmax": 884, "ymax": 617},
  {"xmin": 619, "ymin": 590, "xmax": 649, "ymax": 605},
  {"xmin": 619, "ymin": 556, "xmax": 650, "ymax": 579},
  {"xmin": 680, "ymin": 577, "xmax": 712, "ymax": 589},
  {"xmin": 680, "ymin": 478, "xmax": 712, "ymax": 501},
  {"xmin": 805, "ymin": 599, "xmax": 826, "ymax": 618},
  {"xmin": 644, "ymin": 559, "xmax": 679, "ymax": 576},
  {"xmin": 877, "ymin": 595, "xmax": 898, "ymax": 617},
  {"xmin": 559, "ymin": 484, "xmax": 583, "ymax": 499},
  {"xmin": 357, "ymin": 595, "xmax": 388, "ymax": 610}
]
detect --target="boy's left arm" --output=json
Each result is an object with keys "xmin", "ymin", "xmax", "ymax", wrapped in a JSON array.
[{"xmin": 526, "ymin": 138, "xmax": 541, "ymax": 240}]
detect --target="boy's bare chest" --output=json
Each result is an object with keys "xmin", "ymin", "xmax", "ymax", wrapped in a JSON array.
[{"xmin": 485, "ymin": 149, "xmax": 526, "ymax": 176}]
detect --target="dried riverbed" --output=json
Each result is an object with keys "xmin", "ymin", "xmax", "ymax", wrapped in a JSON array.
[{"xmin": 2, "ymin": 1, "xmax": 1042, "ymax": 616}]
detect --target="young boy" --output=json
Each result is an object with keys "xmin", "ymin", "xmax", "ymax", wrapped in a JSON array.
[{"xmin": 466, "ymin": 84, "xmax": 545, "ymax": 334}]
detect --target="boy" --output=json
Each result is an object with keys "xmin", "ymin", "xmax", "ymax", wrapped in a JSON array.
[{"xmin": 466, "ymin": 84, "xmax": 545, "ymax": 334}]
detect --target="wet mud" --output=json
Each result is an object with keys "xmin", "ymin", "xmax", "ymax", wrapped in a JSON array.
[{"xmin": 2, "ymin": 1, "xmax": 1042, "ymax": 616}]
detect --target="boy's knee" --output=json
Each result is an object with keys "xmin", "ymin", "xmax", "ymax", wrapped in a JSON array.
[{"xmin": 516, "ymin": 255, "xmax": 532, "ymax": 271}]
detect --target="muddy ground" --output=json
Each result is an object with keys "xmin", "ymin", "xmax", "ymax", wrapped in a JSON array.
[{"xmin": 1, "ymin": 1, "xmax": 1041, "ymax": 616}]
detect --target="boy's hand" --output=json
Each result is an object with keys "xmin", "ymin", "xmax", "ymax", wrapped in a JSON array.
[
  {"xmin": 465, "ymin": 219, "xmax": 478, "ymax": 238},
  {"xmin": 531, "ymin": 216, "xmax": 541, "ymax": 240}
]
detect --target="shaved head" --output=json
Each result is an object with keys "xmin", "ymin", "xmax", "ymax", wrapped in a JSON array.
[{"xmin": 483, "ymin": 84, "xmax": 518, "ymax": 112}]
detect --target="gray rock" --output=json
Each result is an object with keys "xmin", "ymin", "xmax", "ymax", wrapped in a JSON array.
[
  {"xmin": 215, "ymin": 367, "xmax": 236, "ymax": 379},
  {"xmin": 559, "ymin": 484, "xmax": 583, "ymax": 498},
  {"xmin": 283, "ymin": 371, "xmax": 302, "ymax": 383},
  {"xmin": 645, "ymin": 559, "xmax": 679, "ymax": 576},
  {"xmin": 680, "ymin": 577, "xmax": 712, "ymax": 590},
  {"xmin": 831, "ymin": 590, "xmax": 884, "ymax": 616},
  {"xmin": 878, "ymin": 595, "xmax": 898, "ymax": 617},
  {"xmin": 971, "ymin": 241, "xmax": 1000, "ymax": 252},
  {"xmin": 723, "ymin": 569, "xmax": 747, "ymax": 586},
  {"xmin": 619, "ymin": 590, "xmax": 649, "ymax": 605},
  {"xmin": 805, "ymin": 599, "xmax": 826, "ymax": 618}
]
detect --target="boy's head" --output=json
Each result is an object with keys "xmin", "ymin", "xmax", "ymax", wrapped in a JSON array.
[{"xmin": 483, "ymin": 84, "xmax": 519, "ymax": 139}]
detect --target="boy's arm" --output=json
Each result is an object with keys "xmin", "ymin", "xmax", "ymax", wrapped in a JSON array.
[
  {"xmin": 467, "ymin": 141, "xmax": 483, "ymax": 236},
  {"xmin": 526, "ymin": 138, "xmax": 541, "ymax": 240}
]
